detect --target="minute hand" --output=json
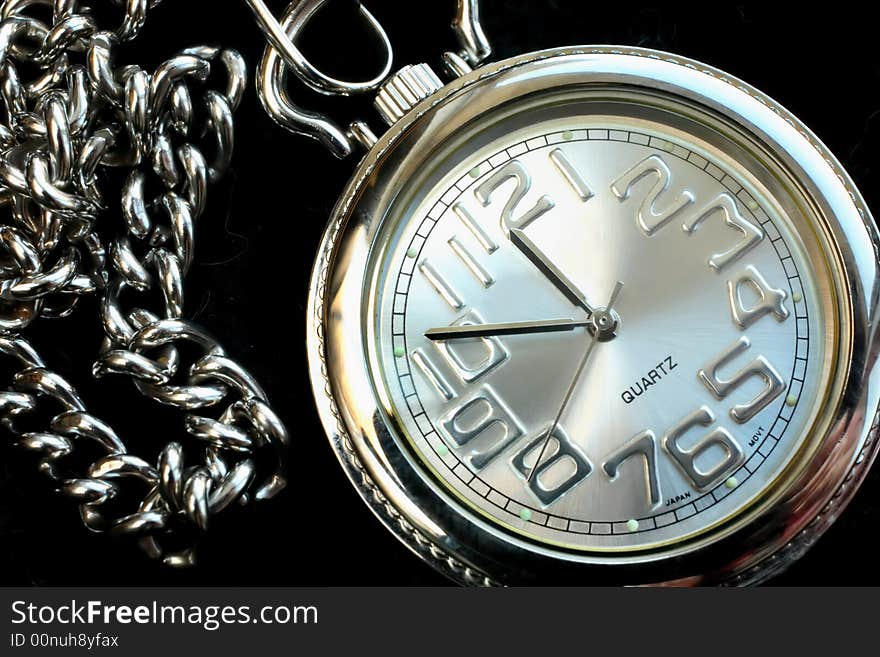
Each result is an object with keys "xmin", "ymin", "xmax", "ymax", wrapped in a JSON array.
[
  {"xmin": 425, "ymin": 318, "xmax": 591, "ymax": 341},
  {"xmin": 510, "ymin": 228, "xmax": 593, "ymax": 314}
]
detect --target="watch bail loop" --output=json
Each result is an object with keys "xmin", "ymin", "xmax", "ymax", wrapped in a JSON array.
[
  {"xmin": 244, "ymin": 0, "xmax": 392, "ymax": 158},
  {"xmin": 245, "ymin": 0, "xmax": 492, "ymax": 158}
]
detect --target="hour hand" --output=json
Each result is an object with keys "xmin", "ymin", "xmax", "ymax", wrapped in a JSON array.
[{"xmin": 510, "ymin": 228, "xmax": 593, "ymax": 314}]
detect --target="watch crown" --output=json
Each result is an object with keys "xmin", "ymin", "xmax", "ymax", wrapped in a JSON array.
[{"xmin": 374, "ymin": 64, "xmax": 444, "ymax": 126}]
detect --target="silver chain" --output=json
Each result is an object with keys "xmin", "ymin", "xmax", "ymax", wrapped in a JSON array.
[{"xmin": 0, "ymin": 0, "xmax": 288, "ymax": 567}]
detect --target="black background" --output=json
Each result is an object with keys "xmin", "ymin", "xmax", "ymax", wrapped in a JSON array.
[{"xmin": 2, "ymin": 0, "xmax": 880, "ymax": 586}]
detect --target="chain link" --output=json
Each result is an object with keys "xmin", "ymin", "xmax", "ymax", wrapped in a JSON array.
[{"xmin": 0, "ymin": 0, "xmax": 288, "ymax": 567}]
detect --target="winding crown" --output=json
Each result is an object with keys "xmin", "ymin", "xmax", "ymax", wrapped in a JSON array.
[{"xmin": 374, "ymin": 64, "xmax": 444, "ymax": 126}]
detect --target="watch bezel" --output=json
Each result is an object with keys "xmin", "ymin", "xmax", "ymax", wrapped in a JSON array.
[{"xmin": 306, "ymin": 46, "xmax": 880, "ymax": 585}]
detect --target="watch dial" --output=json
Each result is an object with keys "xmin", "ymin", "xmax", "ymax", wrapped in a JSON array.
[{"xmin": 373, "ymin": 109, "xmax": 831, "ymax": 552}]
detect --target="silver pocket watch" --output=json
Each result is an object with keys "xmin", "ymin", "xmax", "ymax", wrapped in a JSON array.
[{"xmin": 254, "ymin": 1, "xmax": 880, "ymax": 585}]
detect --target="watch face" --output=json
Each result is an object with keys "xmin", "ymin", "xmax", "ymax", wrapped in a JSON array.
[
  {"xmin": 312, "ymin": 48, "xmax": 879, "ymax": 583},
  {"xmin": 372, "ymin": 106, "xmax": 833, "ymax": 553}
]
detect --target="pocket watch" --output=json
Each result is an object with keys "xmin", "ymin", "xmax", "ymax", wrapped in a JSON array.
[{"xmin": 249, "ymin": 0, "xmax": 880, "ymax": 585}]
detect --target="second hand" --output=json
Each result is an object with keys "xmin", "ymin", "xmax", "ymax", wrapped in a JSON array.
[{"xmin": 527, "ymin": 281, "xmax": 624, "ymax": 484}]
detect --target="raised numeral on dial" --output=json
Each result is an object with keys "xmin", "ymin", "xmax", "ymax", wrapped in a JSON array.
[
  {"xmin": 662, "ymin": 406, "xmax": 745, "ymax": 491},
  {"xmin": 699, "ymin": 336, "xmax": 786, "ymax": 424},
  {"xmin": 602, "ymin": 430, "xmax": 662, "ymax": 508},
  {"xmin": 610, "ymin": 154, "xmax": 695, "ymax": 236},
  {"xmin": 440, "ymin": 385, "xmax": 524, "ymax": 470},
  {"xmin": 436, "ymin": 311, "xmax": 509, "ymax": 382},
  {"xmin": 418, "ymin": 260, "xmax": 463, "ymax": 309},
  {"xmin": 411, "ymin": 349, "xmax": 455, "ymax": 401},
  {"xmin": 447, "ymin": 236, "xmax": 495, "ymax": 288},
  {"xmin": 681, "ymin": 193, "xmax": 763, "ymax": 272},
  {"xmin": 474, "ymin": 160, "xmax": 555, "ymax": 234},
  {"xmin": 727, "ymin": 265, "xmax": 789, "ymax": 329},
  {"xmin": 452, "ymin": 202, "xmax": 498, "ymax": 253},
  {"xmin": 512, "ymin": 425, "xmax": 592, "ymax": 506},
  {"xmin": 549, "ymin": 147, "xmax": 594, "ymax": 201}
]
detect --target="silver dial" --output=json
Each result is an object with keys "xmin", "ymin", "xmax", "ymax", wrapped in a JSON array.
[{"xmin": 375, "ymin": 114, "xmax": 828, "ymax": 551}]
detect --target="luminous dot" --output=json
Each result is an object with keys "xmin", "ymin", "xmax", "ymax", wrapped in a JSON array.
[
  {"xmin": 745, "ymin": 198, "xmax": 759, "ymax": 211},
  {"xmin": 786, "ymin": 394, "xmax": 797, "ymax": 407},
  {"xmin": 519, "ymin": 508, "xmax": 532, "ymax": 522},
  {"xmin": 406, "ymin": 246, "xmax": 418, "ymax": 258},
  {"xmin": 724, "ymin": 476, "xmax": 739, "ymax": 490},
  {"xmin": 393, "ymin": 345, "xmax": 405, "ymax": 358},
  {"xmin": 436, "ymin": 443, "xmax": 449, "ymax": 456},
  {"xmin": 792, "ymin": 292, "xmax": 803, "ymax": 303},
  {"xmin": 561, "ymin": 130, "xmax": 574, "ymax": 141},
  {"xmin": 661, "ymin": 140, "xmax": 674, "ymax": 152},
  {"xmin": 469, "ymin": 166, "xmax": 481, "ymax": 178},
  {"xmin": 625, "ymin": 518, "xmax": 639, "ymax": 532}
]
